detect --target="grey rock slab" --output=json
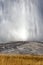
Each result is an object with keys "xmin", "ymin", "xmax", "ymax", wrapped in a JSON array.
[{"xmin": 0, "ymin": 42, "xmax": 43, "ymax": 55}]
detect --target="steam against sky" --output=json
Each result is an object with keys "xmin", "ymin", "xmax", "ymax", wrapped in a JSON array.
[{"xmin": 0, "ymin": 0, "xmax": 43, "ymax": 43}]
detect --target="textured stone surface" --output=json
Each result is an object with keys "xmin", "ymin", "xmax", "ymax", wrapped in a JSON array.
[{"xmin": 0, "ymin": 41, "xmax": 43, "ymax": 55}]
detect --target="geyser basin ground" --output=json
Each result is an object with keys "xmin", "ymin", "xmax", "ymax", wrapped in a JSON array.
[
  {"xmin": 0, "ymin": 41, "xmax": 43, "ymax": 65},
  {"xmin": 0, "ymin": 41, "xmax": 43, "ymax": 55}
]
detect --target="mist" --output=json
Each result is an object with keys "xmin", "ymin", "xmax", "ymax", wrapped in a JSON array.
[{"xmin": 0, "ymin": 0, "xmax": 43, "ymax": 43}]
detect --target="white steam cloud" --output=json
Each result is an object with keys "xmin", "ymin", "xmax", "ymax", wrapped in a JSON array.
[{"xmin": 0, "ymin": 0, "xmax": 43, "ymax": 43}]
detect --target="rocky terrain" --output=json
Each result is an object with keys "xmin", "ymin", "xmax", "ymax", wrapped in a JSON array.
[{"xmin": 0, "ymin": 41, "xmax": 43, "ymax": 55}]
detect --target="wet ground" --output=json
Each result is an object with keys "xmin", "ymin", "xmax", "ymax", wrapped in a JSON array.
[{"xmin": 0, "ymin": 41, "xmax": 43, "ymax": 55}]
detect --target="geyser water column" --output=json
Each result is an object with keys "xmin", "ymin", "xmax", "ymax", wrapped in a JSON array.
[
  {"xmin": 0, "ymin": 0, "xmax": 41, "ymax": 43},
  {"xmin": 16, "ymin": 0, "xmax": 28, "ymax": 41},
  {"xmin": 8, "ymin": 0, "xmax": 28, "ymax": 41},
  {"xmin": 7, "ymin": 0, "xmax": 39, "ymax": 41},
  {"xmin": 25, "ymin": 0, "xmax": 40, "ymax": 40}
]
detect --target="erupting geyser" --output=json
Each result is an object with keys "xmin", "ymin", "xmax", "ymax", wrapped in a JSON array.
[{"xmin": 0, "ymin": 0, "xmax": 43, "ymax": 43}]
